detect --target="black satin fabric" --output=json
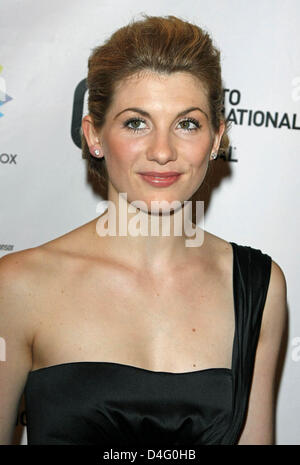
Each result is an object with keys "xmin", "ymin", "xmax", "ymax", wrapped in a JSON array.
[
  {"xmin": 24, "ymin": 241, "xmax": 272, "ymax": 445},
  {"xmin": 24, "ymin": 363, "xmax": 232, "ymax": 445}
]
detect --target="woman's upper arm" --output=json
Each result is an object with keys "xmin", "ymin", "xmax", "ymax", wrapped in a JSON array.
[
  {"xmin": 237, "ymin": 258, "xmax": 288, "ymax": 445},
  {"xmin": 0, "ymin": 252, "xmax": 35, "ymax": 445}
]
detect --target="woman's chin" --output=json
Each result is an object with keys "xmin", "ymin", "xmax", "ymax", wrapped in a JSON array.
[{"xmin": 130, "ymin": 197, "xmax": 184, "ymax": 215}]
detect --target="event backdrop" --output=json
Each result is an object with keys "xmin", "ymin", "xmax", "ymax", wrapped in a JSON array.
[{"xmin": 0, "ymin": 0, "xmax": 299, "ymax": 445}]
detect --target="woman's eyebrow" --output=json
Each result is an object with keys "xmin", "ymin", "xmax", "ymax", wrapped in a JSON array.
[{"xmin": 114, "ymin": 106, "xmax": 208, "ymax": 120}]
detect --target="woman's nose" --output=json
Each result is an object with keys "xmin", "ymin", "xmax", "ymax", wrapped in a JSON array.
[{"xmin": 146, "ymin": 130, "xmax": 177, "ymax": 164}]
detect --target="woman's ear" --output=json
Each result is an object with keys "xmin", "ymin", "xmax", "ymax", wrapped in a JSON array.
[
  {"xmin": 81, "ymin": 115, "xmax": 100, "ymax": 147},
  {"xmin": 212, "ymin": 119, "xmax": 225, "ymax": 154},
  {"xmin": 82, "ymin": 115, "xmax": 104, "ymax": 158}
]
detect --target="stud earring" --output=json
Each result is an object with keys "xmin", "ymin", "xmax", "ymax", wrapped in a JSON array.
[
  {"xmin": 210, "ymin": 152, "xmax": 218, "ymax": 160},
  {"xmin": 89, "ymin": 145, "xmax": 102, "ymax": 158}
]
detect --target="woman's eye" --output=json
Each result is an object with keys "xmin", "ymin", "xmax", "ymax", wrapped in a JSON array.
[
  {"xmin": 123, "ymin": 117, "xmax": 201, "ymax": 133},
  {"xmin": 178, "ymin": 118, "xmax": 200, "ymax": 131},
  {"xmin": 123, "ymin": 118, "xmax": 147, "ymax": 132}
]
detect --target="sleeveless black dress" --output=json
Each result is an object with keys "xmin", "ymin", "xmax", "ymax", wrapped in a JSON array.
[{"xmin": 24, "ymin": 242, "xmax": 272, "ymax": 445}]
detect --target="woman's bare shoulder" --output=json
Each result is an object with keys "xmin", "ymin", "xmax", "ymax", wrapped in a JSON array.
[
  {"xmin": 200, "ymin": 230, "xmax": 233, "ymax": 267},
  {"xmin": 0, "ymin": 234, "xmax": 84, "ymax": 333},
  {"xmin": 259, "ymin": 259, "xmax": 287, "ymax": 341},
  {"xmin": 202, "ymin": 230, "xmax": 232, "ymax": 251},
  {"xmin": 0, "ymin": 248, "xmax": 46, "ymax": 349},
  {"xmin": 0, "ymin": 246, "xmax": 45, "ymax": 284},
  {"xmin": 35, "ymin": 217, "xmax": 103, "ymax": 260},
  {"xmin": 0, "ymin": 246, "xmax": 55, "ymax": 321},
  {"xmin": 0, "ymin": 226, "xmax": 82, "ymax": 289},
  {"xmin": 0, "ymin": 223, "xmax": 97, "ymax": 345}
]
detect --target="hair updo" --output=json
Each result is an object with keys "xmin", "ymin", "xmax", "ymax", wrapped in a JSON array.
[{"xmin": 81, "ymin": 14, "xmax": 230, "ymax": 191}]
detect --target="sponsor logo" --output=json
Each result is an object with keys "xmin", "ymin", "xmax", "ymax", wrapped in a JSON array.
[
  {"xmin": 0, "ymin": 65, "xmax": 13, "ymax": 118},
  {"xmin": 224, "ymin": 88, "xmax": 300, "ymax": 130}
]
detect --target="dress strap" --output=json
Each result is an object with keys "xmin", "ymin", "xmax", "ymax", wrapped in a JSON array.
[{"xmin": 221, "ymin": 242, "xmax": 272, "ymax": 444}]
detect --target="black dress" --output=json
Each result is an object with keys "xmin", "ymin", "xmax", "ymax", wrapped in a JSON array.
[{"xmin": 24, "ymin": 241, "xmax": 272, "ymax": 445}]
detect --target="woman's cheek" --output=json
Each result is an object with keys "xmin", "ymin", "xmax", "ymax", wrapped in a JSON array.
[
  {"xmin": 188, "ymin": 145, "xmax": 210, "ymax": 170},
  {"xmin": 111, "ymin": 138, "xmax": 141, "ymax": 164}
]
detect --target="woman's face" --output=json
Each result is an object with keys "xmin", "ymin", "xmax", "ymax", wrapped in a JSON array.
[{"xmin": 85, "ymin": 71, "xmax": 224, "ymax": 211}]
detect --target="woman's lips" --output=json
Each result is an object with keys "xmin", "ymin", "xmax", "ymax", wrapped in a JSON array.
[{"xmin": 139, "ymin": 172, "xmax": 182, "ymax": 187}]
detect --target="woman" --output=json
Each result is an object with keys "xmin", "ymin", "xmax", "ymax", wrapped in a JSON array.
[{"xmin": 0, "ymin": 14, "xmax": 287, "ymax": 445}]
